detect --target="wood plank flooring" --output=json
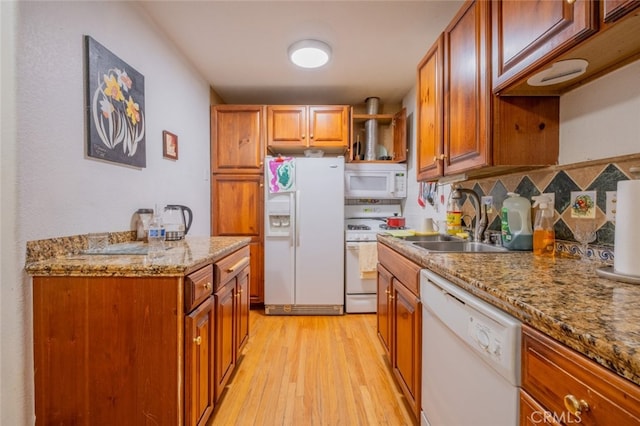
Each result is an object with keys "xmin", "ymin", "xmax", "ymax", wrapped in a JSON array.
[{"xmin": 208, "ymin": 309, "xmax": 416, "ymax": 426}]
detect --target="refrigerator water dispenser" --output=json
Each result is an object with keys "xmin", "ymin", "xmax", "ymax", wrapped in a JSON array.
[{"xmin": 266, "ymin": 196, "xmax": 291, "ymax": 237}]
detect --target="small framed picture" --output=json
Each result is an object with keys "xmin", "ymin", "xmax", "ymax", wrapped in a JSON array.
[{"xmin": 163, "ymin": 130, "xmax": 178, "ymax": 160}]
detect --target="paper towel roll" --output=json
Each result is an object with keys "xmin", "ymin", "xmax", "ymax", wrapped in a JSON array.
[{"xmin": 614, "ymin": 179, "xmax": 640, "ymax": 277}]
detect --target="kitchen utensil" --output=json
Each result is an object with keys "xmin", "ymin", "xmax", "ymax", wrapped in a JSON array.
[
  {"xmin": 163, "ymin": 204, "xmax": 193, "ymax": 240},
  {"xmin": 386, "ymin": 214, "xmax": 405, "ymax": 228}
]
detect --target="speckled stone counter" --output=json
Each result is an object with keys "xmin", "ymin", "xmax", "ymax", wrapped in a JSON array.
[
  {"xmin": 378, "ymin": 234, "xmax": 640, "ymax": 387},
  {"xmin": 25, "ymin": 234, "xmax": 251, "ymax": 277}
]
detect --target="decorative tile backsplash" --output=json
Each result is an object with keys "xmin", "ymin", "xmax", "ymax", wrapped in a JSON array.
[{"xmin": 456, "ymin": 154, "xmax": 640, "ymax": 261}]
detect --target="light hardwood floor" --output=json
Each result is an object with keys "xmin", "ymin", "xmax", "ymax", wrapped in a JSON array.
[{"xmin": 208, "ymin": 309, "xmax": 416, "ymax": 425}]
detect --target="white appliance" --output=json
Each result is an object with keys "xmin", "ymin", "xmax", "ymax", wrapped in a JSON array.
[
  {"xmin": 344, "ymin": 163, "xmax": 407, "ymax": 199},
  {"xmin": 420, "ymin": 269, "xmax": 521, "ymax": 426},
  {"xmin": 264, "ymin": 156, "xmax": 345, "ymax": 315},
  {"xmin": 344, "ymin": 203, "xmax": 402, "ymax": 313}
]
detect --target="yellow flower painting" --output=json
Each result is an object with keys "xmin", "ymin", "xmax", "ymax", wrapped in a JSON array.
[{"xmin": 85, "ymin": 36, "xmax": 146, "ymax": 167}]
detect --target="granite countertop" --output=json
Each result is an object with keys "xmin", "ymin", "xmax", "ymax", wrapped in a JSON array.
[
  {"xmin": 378, "ymin": 234, "xmax": 640, "ymax": 387},
  {"xmin": 25, "ymin": 235, "xmax": 251, "ymax": 277}
]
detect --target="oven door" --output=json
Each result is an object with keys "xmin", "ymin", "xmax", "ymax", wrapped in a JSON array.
[{"xmin": 345, "ymin": 241, "xmax": 377, "ymax": 313}]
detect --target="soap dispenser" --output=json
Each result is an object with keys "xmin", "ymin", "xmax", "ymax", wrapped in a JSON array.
[{"xmin": 532, "ymin": 195, "xmax": 555, "ymax": 257}]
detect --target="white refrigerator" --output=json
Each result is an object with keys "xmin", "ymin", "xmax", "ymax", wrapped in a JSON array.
[{"xmin": 264, "ymin": 156, "xmax": 345, "ymax": 315}]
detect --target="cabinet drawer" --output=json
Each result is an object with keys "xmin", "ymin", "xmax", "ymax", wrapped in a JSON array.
[
  {"xmin": 522, "ymin": 325, "xmax": 640, "ymax": 425},
  {"xmin": 185, "ymin": 264, "xmax": 214, "ymax": 312},
  {"xmin": 377, "ymin": 243, "xmax": 421, "ymax": 296},
  {"xmin": 214, "ymin": 246, "xmax": 250, "ymax": 290}
]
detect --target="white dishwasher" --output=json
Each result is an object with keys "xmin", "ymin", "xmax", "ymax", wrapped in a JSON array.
[{"xmin": 420, "ymin": 269, "xmax": 521, "ymax": 426}]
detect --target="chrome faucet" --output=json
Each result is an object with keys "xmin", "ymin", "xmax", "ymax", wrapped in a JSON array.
[{"xmin": 451, "ymin": 185, "xmax": 488, "ymax": 242}]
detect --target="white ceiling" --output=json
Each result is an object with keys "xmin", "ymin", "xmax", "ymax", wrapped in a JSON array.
[{"xmin": 137, "ymin": 0, "xmax": 464, "ymax": 106}]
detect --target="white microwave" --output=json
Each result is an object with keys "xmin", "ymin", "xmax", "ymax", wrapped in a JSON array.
[{"xmin": 344, "ymin": 163, "xmax": 407, "ymax": 199}]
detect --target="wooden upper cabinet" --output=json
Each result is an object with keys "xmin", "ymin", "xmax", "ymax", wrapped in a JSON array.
[
  {"xmin": 211, "ymin": 174, "xmax": 263, "ymax": 239},
  {"xmin": 211, "ymin": 105, "xmax": 264, "ymax": 174},
  {"xmin": 416, "ymin": 35, "xmax": 444, "ymax": 180},
  {"xmin": 350, "ymin": 107, "xmax": 407, "ymax": 163},
  {"xmin": 416, "ymin": 0, "xmax": 560, "ymax": 180},
  {"xmin": 603, "ymin": 0, "xmax": 640, "ymax": 23},
  {"xmin": 444, "ymin": 0, "xmax": 490, "ymax": 176},
  {"xmin": 492, "ymin": 0, "xmax": 598, "ymax": 93},
  {"xmin": 267, "ymin": 105, "xmax": 350, "ymax": 152}
]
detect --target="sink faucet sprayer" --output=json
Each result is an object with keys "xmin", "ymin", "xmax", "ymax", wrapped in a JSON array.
[{"xmin": 451, "ymin": 185, "xmax": 488, "ymax": 242}]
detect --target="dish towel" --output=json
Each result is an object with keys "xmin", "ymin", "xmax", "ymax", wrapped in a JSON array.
[{"xmin": 359, "ymin": 242, "xmax": 378, "ymax": 279}]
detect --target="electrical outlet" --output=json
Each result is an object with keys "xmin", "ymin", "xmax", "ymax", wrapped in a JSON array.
[{"xmin": 606, "ymin": 191, "xmax": 617, "ymax": 222}]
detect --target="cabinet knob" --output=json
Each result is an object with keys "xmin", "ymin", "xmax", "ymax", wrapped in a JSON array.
[
  {"xmin": 563, "ymin": 394, "xmax": 589, "ymax": 417},
  {"xmin": 310, "ymin": 134, "xmax": 314, "ymax": 139},
  {"xmin": 204, "ymin": 282, "xmax": 212, "ymax": 291},
  {"xmin": 566, "ymin": 0, "xmax": 576, "ymax": 4},
  {"xmin": 193, "ymin": 336, "xmax": 202, "ymax": 345}
]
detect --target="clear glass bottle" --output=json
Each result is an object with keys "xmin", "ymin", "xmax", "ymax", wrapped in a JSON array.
[{"xmin": 147, "ymin": 207, "xmax": 166, "ymax": 258}]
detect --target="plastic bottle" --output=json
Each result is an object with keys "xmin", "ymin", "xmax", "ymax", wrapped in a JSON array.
[
  {"xmin": 532, "ymin": 195, "xmax": 555, "ymax": 257},
  {"xmin": 501, "ymin": 192, "xmax": 533, "ymax": 250},
  {"xmin": 147, "ymin": 207, "xmax": 166, "ymax": 258},
  {"xmin": 446, "ymin": 194, "xmax": 462, "ymax": 235}
]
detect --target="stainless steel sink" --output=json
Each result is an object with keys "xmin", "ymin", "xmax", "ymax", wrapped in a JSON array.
[
  {"xmin": 401, "ymin": 234, "xmax": 462, "ymax": 242},
  {"xmin": 412, "ymin": 241, "xmax": 510, "ymax": 253}
]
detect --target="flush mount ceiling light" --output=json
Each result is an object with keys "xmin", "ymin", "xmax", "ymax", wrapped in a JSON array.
[{"xmin": 288, "ymin": 39, "xmax": 331, "ymax": 69}]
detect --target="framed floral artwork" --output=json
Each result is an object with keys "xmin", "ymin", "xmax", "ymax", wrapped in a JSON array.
[
  {"xmin": 85, "ymin": 35, "xmax": 146, "ymax": 168},
  {"xmin": 163, "ymin": 131, "xmax": 178, "ymax": 160}
]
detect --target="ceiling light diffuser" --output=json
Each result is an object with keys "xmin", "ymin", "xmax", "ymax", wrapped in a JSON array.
[{"xmin": 288, "ymin": 39, "xmax": 331, "ymax": 69}]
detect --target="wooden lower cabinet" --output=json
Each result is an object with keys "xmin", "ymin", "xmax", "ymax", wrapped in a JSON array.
[
  {"xmin": 376, "ymin": 243, "xmax": 422, "ymax": 421},
  {"xmin": 185, "ymin": 296, "xmax": 215, "ymax": 426},
  {"xmin": 521, "ymin": 324, "xmax": 640, "ymax": 425},
  {"xmin": 32, "ymin": 245, "xmax": 250, "ymax": 425},
  {"xmin": 213, "ymin": 247, "xmax": 251, "ymax": 401}
]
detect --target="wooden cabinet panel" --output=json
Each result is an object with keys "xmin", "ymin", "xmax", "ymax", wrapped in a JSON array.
[
  {"xmin": 33, "ymin": 276, "xmax": 181, "ymax": 425},
  {"xmin": 214, "ymin": 280, "xmax": 236, "ymax": 401},
  {"xmin": 444, "ymin": 0, "xmax": 490, "ymax": 175},
  {"xmin": 417, "ymin": 34, "xmax": 444, "ymax": 180},
  {"xmin": 520, "ymin": 390, "xmax": 562, "ymax": 425},
  {"xmin": 522, "ymin": 325, "xmax": 640, "ymax": 425},
  {"xmin": 185, "ymin": 296, "xmax": 214, "ymax": 426},
  {"xmin": 392, "ymin": 279, "xmax": 421, "ymax": 419},
  {"xmin": 236, "ymin": 265, "xmax": 250, "ymax": 351},
  {"xmin": 248, "ymin": 241, "xmax": 263, "ymax": 304},
  {"xmin": 213, "ymin": 245, "xmax": 250, "ymax": 290},
  {"xmin": 603, "ymin": 0, "xmax": 640, "ymax": 23},
  {"xmin": 308, "ymin": 105, "xmax": 350, "ymax": 148},
  {"xmin": 211, "ymin": 174, "xmax": 263, "ymax": 238},
  {"xmin": 211, "ymin": 105, "xmax": 264, "ymax": 174},
  {"xmin": 185, "ymin": 264, "xmax": 214, "ymax": 312},
  {"xmin": 377, "ymin": 243, "xmax": 421, "ymax": 296},
  {"xmin": 267, "ymin": 105, "xmax": 350, "ymax": 151},
  {"xmin": 493, "ymin": 0, "xmax": 598, "ymax": 92},
  {"xmin": 377, "ymin": 263, "xmax": 393, "ymax": 357}
]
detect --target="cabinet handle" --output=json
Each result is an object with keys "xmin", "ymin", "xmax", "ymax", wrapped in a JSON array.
[
  {"xmin": 433, "ymin": 154, "xmax": 447, "ymax": 162},
  {"xmin": 310, "ymin": 134, "xmax": 314, "ymax": 139},
  {"xmin": 227, "ymin": 257, "xmax": 250, "ymax": 272},
  {"xmin": 203, "ymin": 282, "xmax": 212, "ymax": 291},
  {"xmin": 566, "ymin": 0, "xmax": 576, "ymax": 4},
  {"xmin": 193, "ymin": 336, "xmax": 202, "ymax": 345},
  {"xmin": 563, "ymin": 394, "xmax": 589, "ymax": 417}
]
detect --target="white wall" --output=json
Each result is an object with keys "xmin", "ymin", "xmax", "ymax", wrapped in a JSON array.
[{"xmin": 2, "ymin": 1, "xmax": 212, "ymax": 423}]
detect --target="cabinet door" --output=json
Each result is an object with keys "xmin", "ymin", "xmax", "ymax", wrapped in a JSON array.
[
  {"xmin": 493, "ymin": 0, "xmax": 597, "ymax": 92},
  {"xmin": 236, "ymin": 265, "xmax": 250, "ymax": 352},
  {"xmin": 444, "ymin": 0, "xmax": 490, "ymax": 175},
  {"xmin": 308, "ymin": 105, "xmax": 350, "ymax": 149},
  {"xmin": 211, "ymin": 105, "xmax": 264, "ymax": 174},
  {"xmin": 185, "ymin": 296, "xmax": 214, "ymax": 426},
  {"xmin": 603, "ymin": 0, "xmax": 640, "ymax": 23},
  {"xmin": 391, "ymin": 108, "xmax": 407, "ymax": 163},
  {"xmin": 520, "ymin": 390, "xmax": 562, "ymax": 425},
  {"xmin": 376, "ymin": 263, "xmax": 393, "ymax": 357},
  {"xmin": 214, "ymin": 281, "xmax": 236, "ymax": 401},
  {"xmin": 211, "ymin": 174, "xmax": 263, "ymax": 238},
  {"xmin": 267, "ymin": 105, "xmax": 307, "ymax": 147},
  {"xmin": 416, "ymin": 34, "xmax": 444, "ymax": 180},
  {"xmin": 392, "ymin": 279, "xmax": 421, "ymax": 419}
]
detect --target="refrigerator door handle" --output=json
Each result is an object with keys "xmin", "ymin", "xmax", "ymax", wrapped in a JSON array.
[
  {"xmin": 289, "ymin": 192, "xmax": 295, "ymax": 247},
  {"xmin": 295, "ymin": 190, "xmax": 301, "ymax": 247}
]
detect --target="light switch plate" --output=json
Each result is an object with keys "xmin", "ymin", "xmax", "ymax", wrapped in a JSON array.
[{"xmin": 606, "ymin": 191, "xmax": 617, "ymax": 221}]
